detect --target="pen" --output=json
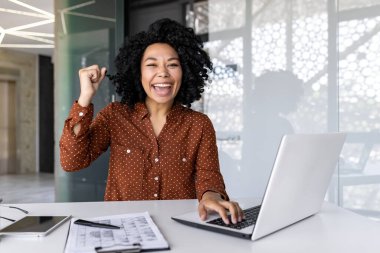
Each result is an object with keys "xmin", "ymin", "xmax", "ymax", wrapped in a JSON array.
[
  {"xmin": 0, "ymin": 216, "xmax": 16, "ymax": 222},
  {"xmin": 95, "ymin": 243, "xmax": 141, "ymax": 253},
  {"xmin": 74, "ymin": 219, "xmax": 121, "ymax": 229}
]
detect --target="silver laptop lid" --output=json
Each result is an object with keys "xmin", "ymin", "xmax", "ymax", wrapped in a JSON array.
[{"xmin": 252, "ymin": 133, "xmax": 346, "ymax": 240}]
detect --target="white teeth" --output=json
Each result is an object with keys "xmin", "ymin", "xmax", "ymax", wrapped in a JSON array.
[{"xmin": 153, "ymin": 83, "xmax": 171, "ymax": 87}]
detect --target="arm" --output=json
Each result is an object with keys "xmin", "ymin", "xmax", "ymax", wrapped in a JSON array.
[
  {"xmin": 195, "ymin": 116, "xmax": 244, "ymax": 224},
  {"xmin": 59, "ymin": 65, "xmax": 109, "ymax": 171},
  {"xmin": 59, "ymin": 102, "xmax": 111, "ymax": 170}
]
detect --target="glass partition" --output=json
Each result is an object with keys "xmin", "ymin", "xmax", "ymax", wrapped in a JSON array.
[
  {"xmin": 188, "ymin": 0, "xmax": 380, "ymax": 219},
  {"xmin": 54, "ymin": 0, "xmax": 118, "ymax": 201},
  {"xmin": 337, "ymin": 0, "xmax": 380, "ymax": 218}
]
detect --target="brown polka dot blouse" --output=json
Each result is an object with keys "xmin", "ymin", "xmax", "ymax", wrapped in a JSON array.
[{"xmin": 60, "ymin": 101, "xmax": 229, "ymax": 201}]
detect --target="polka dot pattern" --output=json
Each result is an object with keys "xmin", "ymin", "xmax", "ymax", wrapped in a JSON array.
[{"xmin": 60, "ymin": 101, "xmax": 229, "ymax": 201}]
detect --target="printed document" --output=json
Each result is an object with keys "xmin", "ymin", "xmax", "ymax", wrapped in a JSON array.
[{"xmin": 64, "ymin": 212, "xmax": 169, "ymax": 253}]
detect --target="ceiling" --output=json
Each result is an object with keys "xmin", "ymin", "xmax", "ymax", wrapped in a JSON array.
[{"xmin": 0, "ymin": 0, "xmax": 54, "ymax": 56}]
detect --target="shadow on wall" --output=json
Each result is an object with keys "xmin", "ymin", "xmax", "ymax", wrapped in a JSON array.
[{"xmin": 224, "ymin": 70, "xmax": 304, "ymax": 198}]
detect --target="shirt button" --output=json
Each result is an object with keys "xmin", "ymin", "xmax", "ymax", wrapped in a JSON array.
[
  {"xmin": 182, "ymin": 157, "xmax": 187, "ymax": 162},
  {"xmin": 79, "ymin": 112, "xmax": 84, "ymax": 117},
  {"xmin": 154, "ymin": 193, "xmax": 158, "ymax": 198},
  {"xmin": 126, "ymin": 149, "xmax": 131, "ymax": 154},
  {"xmin": 154, "ymin": 158, "xmax": 159, "ymax": 163},
  {"xmin": 154, "ymin": 176, "xmax": 159, "ymax": 181}
]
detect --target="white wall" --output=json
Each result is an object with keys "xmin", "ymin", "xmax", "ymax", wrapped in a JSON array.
[{"xmin": 0, "ymin": 50, "xmax": 37, "ymax": 174}]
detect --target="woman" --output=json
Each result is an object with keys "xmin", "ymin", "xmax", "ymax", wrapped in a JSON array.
[{"xmin": 60, "ymin": 18, "xmax": 243, "ymax": 224}]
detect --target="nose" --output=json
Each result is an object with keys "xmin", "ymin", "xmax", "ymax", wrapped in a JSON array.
[{"xmin": 157, "ymin": 65, "xmax": 169, "ymax": 77}]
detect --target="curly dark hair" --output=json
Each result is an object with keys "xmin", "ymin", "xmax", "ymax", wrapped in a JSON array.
[{"xmin": 108, "ymin": 18, "xmax": 213, "ymax": 108}]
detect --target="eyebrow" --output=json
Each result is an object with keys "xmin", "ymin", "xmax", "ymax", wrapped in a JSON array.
[{"xmin": 143, "ymin": 57, "xmax": 180, "ymax": 62}]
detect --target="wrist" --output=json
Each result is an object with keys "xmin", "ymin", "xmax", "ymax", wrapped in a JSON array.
[
  {"xmin": 78, "ymin": 95, "xmax": 92, "ymax": 107},
  {"xmin": 201, "ymin": 191, "xmax": 222, "ymax": 201}
]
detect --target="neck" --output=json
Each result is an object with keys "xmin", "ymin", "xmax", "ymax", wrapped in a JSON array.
[{"xmin": 145, "ymin": 99, "xmax": 174, "ymax": 118}]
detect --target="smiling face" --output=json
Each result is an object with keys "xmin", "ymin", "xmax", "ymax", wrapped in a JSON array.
[{"xmin": 140, "ymin": 43, "xmax": 183, "ymax": 108}]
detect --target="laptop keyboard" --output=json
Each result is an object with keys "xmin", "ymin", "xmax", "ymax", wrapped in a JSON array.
[{"xmin": 206, "ymin": 205, "xmax": 261, "ymax": 230}]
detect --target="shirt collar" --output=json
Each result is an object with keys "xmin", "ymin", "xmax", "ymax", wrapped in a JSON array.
[
  {"xmin": 134, "ymin": 103, "xmax": 149, "ymax": 120},
  {"xmin": 167, "ymin": 103, "xmax": 184, "ymax": 121}
]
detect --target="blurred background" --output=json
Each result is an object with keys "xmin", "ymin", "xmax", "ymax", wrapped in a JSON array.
[{"xmin": 1, "ymin": 0, "xmax": 380, "ymax": 221}]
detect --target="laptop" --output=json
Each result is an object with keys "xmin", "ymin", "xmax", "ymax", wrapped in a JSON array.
[{"xmin": 172, "ymin": 133, "xmax": 346, "ymax": 241}]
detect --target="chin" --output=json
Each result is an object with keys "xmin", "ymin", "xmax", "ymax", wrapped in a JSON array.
[{"xmin": 151, "ymin": 97, "xmax": 174, "ymax": 104}]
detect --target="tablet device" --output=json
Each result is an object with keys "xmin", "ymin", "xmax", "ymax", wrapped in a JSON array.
[{"xmin": 0, "ymin": 215, "xmax": 71, "ymax": 237}]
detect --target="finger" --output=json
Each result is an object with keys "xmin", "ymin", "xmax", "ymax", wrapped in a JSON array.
[
  {"xmin": 223, "ymin": 202, "xmax": 239, "ymax": 224},
  {"xmin": 198, "ymin": 203, "xmax": 208, "ymax": 221},
  {"xmin": 85, "ymin": 64, "xmax": 100, "ymax": 71},
  {"xmin": 79, "ymin": 68, "xmax": 97, "ymax": 81},
  {"xmin": 236, "ymin": 204, "xmax": 244, "ymax": 222},
  {"xmin": 80, "ymin": 65, "xmax": 97, "ymax": 74},
  {"xmin": 88, "ymin": 69, "xmax": 99, "ymax": 82},
  {"xmin": 230, "ymin": 202, "xmax": 244, "ymax": 223},
  {"xmin": 207, "ymin": 202, "xmax": 229, "ymax": 224},
  {"xmin": 232, "ymin": 201, "xmax": 245, "ymax": 223},
  {"xmin": 90, "ymin": 66, "xmax": 107, "ymax": 83},
  {"xmin": 99, "ymin": 67, "xmax": 107, "ymax": 82},
  {"xmin": 217, "ymin": 201, "xmax": 245, "ymax": 224},
  {"xmin": 80, "ymin": 65, "xmax": 101, "ymax": 82},
  {"xmin": 217, "ymin": 205, "xmax": 230, "ymax": 225}
]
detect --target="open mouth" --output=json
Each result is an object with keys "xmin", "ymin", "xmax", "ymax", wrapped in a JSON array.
[{"xmin": 152, "ymin": 83, "xmax": 173, "ymax": 96}]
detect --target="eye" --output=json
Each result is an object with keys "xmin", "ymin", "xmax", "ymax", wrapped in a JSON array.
[
  {"xmin": 168, "ymin": 63, "xmax": 180, "ymax": 68},
  {"xmin": 146, "ymin": 63, "xmax": 156, "ymax": 67}
]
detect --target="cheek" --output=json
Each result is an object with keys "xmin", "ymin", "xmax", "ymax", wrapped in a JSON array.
[
  {"xmin": 140, "ymin": 71, "xmax": 152, "ymax": 84},
  {"xmin": 140, "ymin": 75, "xmax": 150, "ymax": 92},
  {"xmin": 174, "ymin": 70, "xmax": 183, "ymax": 83}
]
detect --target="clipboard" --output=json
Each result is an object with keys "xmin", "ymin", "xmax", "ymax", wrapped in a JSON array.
[{"xmin": 64, "ymin": 212, "xmax": 170, "ymax": 253}]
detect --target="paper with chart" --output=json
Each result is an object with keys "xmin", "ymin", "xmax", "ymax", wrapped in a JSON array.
[{"xmin": 64, "ymin": 212, "xmax": 169, "ymax": 253}]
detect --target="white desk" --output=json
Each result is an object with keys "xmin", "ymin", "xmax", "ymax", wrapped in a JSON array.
[{"xmin": 0, "ymin": 200, "xmax": 379, "ymax": 253}]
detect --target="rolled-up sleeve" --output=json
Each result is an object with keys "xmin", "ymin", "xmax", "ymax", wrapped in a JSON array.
[{"xmin": 59, "ymin": 101, "xmax": 110, "ymax": 171}]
